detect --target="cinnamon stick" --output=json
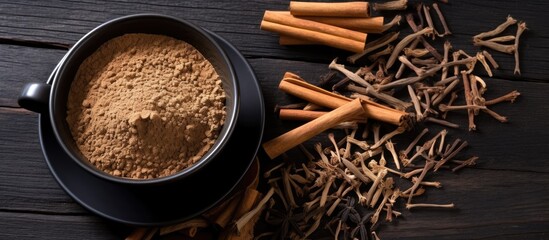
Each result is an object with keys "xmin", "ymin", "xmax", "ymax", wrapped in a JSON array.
[
  {"xmin": 125, "ymin": 228, "xmax": 157, "ymax": 240},
  {"xmin": 279, "ymin": 76, "xmax": 351, "ymax": 109},
  {"xmin": 279, "ymin": 109, "xmax": 367, "ymax": 122},
  {"xmin": 223, "ymin": 200, "xmax": 263, "ymax": 240},
  {"xmin": 214, "ymin": 189, "xmax": 262, "ymax": 239},
  {"xmin": 280, "ymin": 109, "xmax": 327, "ymax": 121},
  {"xmin": 212, "ymin": 193, "xmax": 242, "ymax": 229},
  {"xmin": 263, "ymin": 98, "xmax": 365, "ymax": 159},
  {"xmin": 233, "ymin": 188, "xmax": 262, "ymax": 221},
  {"xmin": 289, "ymin": 1, "xmax": 370, "ymax": 17},
  {"xmin": 284, "ymin": 71, "xmax": 305, "ymax": 81},
  {"xmin": 295, "ymin": 15, "xmax": 384, "ymax": 33},
  {"xmin": 159, "ymin": 218, "xmax": 209, "ymax": 236},
  {"xmin": 263, "ymin": 11, "xmax": 368, "ymax": 43},
  {"xmin": 260, "ymin": 20, "xmax": 365, "ymax": 52},
  {"xmin": 279, "ymin": 35, "xmax": 316, "ymax": 45}
]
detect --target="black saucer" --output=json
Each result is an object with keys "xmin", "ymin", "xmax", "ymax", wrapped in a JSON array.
[{"xmin": 38, "ymin": 31, "xmax": 265, "ymax": 226}]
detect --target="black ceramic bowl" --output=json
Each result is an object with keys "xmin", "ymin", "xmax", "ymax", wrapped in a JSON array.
[{"xmin": 18, "ymin": 14, "xmax": 239, "ymax": 185}]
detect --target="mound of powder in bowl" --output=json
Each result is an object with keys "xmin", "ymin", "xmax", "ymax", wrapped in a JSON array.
[{"xmin": 66, "ymin": 33, "xmax": 227, "ymax": 179}]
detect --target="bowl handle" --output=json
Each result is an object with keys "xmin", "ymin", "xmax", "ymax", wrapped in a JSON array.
[{"xmin": 18, "ymin": 83, "xmax": 51, "ymax": 113}]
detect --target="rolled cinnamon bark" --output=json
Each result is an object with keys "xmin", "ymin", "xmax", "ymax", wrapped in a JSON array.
[
  {"xmin": 289, "ymin": 1, "xmax": 371, "ymax": 17},
  {"xmin": 264, "ymin": 11, "xmax": 367, "ymax": 42},
  {"xmin": 261, "ymin": 20, "xmax": 365, "ymax": 52},
  {"xmin": 301, "ymin": 15, "xmax": 384, "ymax": 33},
  {"xmin": 279, "ymin": 109, "xmax": 327, "ymax": 121},
  {"xmin": 263, "ymin": 99, "xmax": 365, "ymax": 159},
  {"xmin": 271, "ymin": 11, "xmax": 383, "ymax": 33},
  {"xmin": 279, "ymin": 109, "xmax": 367, "ymax": 122},
  {"xmin": 279, "ymin": 35, "xmax": 314, "ymax": 45}
]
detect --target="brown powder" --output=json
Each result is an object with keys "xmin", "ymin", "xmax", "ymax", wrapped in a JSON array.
[{"xmin": 66, "ymin": 33, "xmax": 226, "ymax": 179}]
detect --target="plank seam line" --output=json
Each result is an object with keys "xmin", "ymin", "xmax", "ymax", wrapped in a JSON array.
[
  {"xmin": 475, "ymin": 166, "xmax": 549, "ymax": 174},
  {"xmin": 0, "ymin": 208, "xmax": 90, "ymax": 217},
  {"xmin": 0, "ymin": 37, "xmax": 70, "ymax": 50}
]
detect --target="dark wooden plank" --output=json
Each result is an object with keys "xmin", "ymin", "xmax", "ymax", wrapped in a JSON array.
[
  {"xmin": 0, "ymin": 0, "xmax": 298, "ymax": 58},
  {"xmin": 0, "ymin": 211, "xmax": 127, "ymax": 240},
  {"xmin": 0, "ymin": 0, "xmax": 547, "ymax": 81},
  {"xmin": 0, "ymin": 44, "xmax": 66, "ymax": 107},
  {"xmin": 0, "ymin": 107, "xmax": 89, "ymax": 214},
  {"xmin": 379, "ymin": 169, "xmax": 549, "ymax": 239}
]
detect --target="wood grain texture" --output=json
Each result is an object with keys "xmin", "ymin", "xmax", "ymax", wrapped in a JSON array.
[
  {"xmin": 0, "ymin": 0, "xmax": 548, "ymax": 239},
  {"xmin": 0, "ymin": 0, "xmax": 547, "ymax": 81},
  {"xmin": 0, "ymin": 45, "xmax": 65, "ymax": 107},
  {"xmin": 0, "ymin": 211, "xmax": 127, "ymax": 240},
  {"xmin": 0, "ymin": 108, "xmax": 89, "ymax": 214},
  {"xmin": 380, "ymin": 169, "xmax": 549, "ymax": 239}
]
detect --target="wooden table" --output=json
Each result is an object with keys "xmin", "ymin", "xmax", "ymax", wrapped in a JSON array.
[{"xmin": 1, "ymin": 1, "xmax": 548, "ymax": 239}]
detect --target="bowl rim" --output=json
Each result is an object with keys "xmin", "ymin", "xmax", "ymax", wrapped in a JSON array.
[{"xmin": 49, "ymin": 13, "xmax": 240, "ymax": 185}]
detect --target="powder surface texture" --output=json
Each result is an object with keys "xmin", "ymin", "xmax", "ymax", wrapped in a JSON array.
[{"xmin": 66, "ymin": 33, "xmax": 226, "ymax": 179}]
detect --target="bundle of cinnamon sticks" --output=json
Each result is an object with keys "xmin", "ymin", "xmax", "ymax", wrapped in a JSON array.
[
  {"xmin": 260, "ymin": 1, "xmax": 386, "ymax": 53},
  {"xmin": 262, "ymin": 72, "xmax": 410, "ymax": 159}
]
